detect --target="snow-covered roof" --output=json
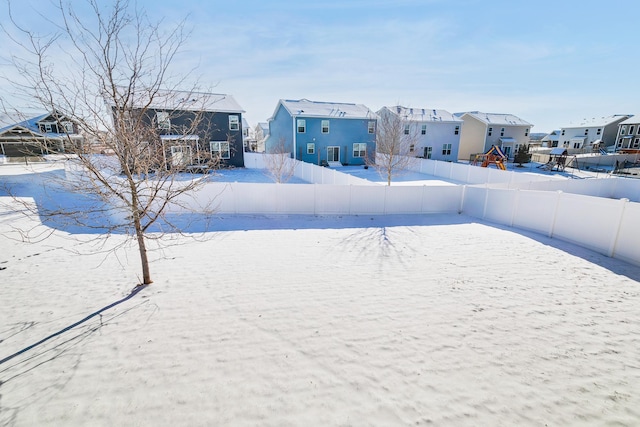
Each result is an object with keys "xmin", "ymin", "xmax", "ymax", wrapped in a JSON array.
[
  {"xmin": 457, "ymin": 111, "xmax": 532, "ymax": 126},
  {"xmin": 107, "ymin": 89, "xmax": 245, "ymax": 113},
  {"xmin": 0, "ymin": 111, "xmax": 76, "ymax": 138},
  {"xmin": 276, "ymin": 99, "xmax": 376, "ymax": 120},
  {"xmin": 541, "ymin": 131, "xmax": 561, "ymax": 142},
  {"xmin": 382, "ymin": 106, "xmax": 462, "ymax": 123},
  {"xmin": 618, "ymin": 115, "xmax": 640, "ymax": 126},
  {"xmin": 561, "ymin": 114, "xmax": 631, "ymax": 129}
]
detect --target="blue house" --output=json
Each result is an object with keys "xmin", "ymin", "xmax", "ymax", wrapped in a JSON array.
[{"xmin": 265, "ymin": 99, "xmax": 377, "ymax": 166}]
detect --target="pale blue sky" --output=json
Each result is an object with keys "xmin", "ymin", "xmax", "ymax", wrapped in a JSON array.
[{"xmin": 2, "ymin": 0, "xmax": 639, "ymax": 133}]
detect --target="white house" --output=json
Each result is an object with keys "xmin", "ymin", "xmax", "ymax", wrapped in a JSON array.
[
  {"xmin": 541, "ymin": 130, "xmax": 561, "ymax": 148},
  {"xmin": 613, "ymin": 115, "xmax": 640, "ymax": 153},
  {"xmin": 253, "ymin": 122, "xmax": 269, "ymax": 153},
  {"xmin": 377, "ymin": 106, "xmax": 463, "ymax": 161},
  {"xmin": 456, "ymin": 111, "xmax": 532, "ymax": 161},
  {"xmin": 558, "ymin": 114, "xmax": 631, "ymax": 152}
]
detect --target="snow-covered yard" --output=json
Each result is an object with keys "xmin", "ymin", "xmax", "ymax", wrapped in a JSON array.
[{"xmin": 1, "ymin": 162, "xmax": 639, "ymax": 426}]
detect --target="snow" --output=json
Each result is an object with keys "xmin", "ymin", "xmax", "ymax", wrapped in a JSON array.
[{"xmin": 1, "ymin": 163, "xmax": 640, "ymax": 426}]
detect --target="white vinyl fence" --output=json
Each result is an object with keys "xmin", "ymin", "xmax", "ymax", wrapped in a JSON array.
[{"xmin": 58, "ymin": 156, "xmax": 640, "ymax": 266}]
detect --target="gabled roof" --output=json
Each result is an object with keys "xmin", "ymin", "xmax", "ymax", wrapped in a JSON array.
[
  {"xmin": 381, "ymin": 106, "xmax": 462, "ymax": 123},
  {"xmin": 457, "ymin": 111, "xmax": 532, "ymax": 126},
  {"xmin": 561, "ymin": 114, "xmax": 631, "ymax": 129},
  {"xmin": 107, "ymin": 89, "xmax": 245, "ymax": 113},
  {"xmin": 274, "ymin": 99, "xmax": 376, "ymax": 120},
  {"xmin": 0, "ymin": 111, "xmax": 75, "ymax": 138}
]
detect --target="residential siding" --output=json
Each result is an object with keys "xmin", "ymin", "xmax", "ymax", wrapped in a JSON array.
[{"xmin": 458, "ymin": 115, "xmax": 486, "ymax": 161}]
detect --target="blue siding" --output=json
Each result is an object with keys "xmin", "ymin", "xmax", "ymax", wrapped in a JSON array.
[{"xmin": 266, "ymin": 102, "xmax": 376, "ymax": 166}]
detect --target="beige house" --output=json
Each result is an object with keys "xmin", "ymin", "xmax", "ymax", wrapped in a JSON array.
[{"xmin": 456, "ymin": 111, "xmax": 532, "ymax": 161}]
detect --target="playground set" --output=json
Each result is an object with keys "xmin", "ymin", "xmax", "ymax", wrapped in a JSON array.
[
  {"xmin": 539, "ymin": 147, "xmax": 569, "ymax": 171},
  {"xmin": 472, "ymin": 145, "xmax": 508, "ymax": 170}
]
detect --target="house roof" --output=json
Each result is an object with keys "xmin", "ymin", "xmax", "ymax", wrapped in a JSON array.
[
  {"xmin": 541, "ymin": 131, "xmax": 561, "ymax": 142},
  {"xmin": 457, "ymin": 111, "xmax": 532, "ymax": 126},
  {"xmin": 0, "ymin": 111, "xmax": 76, "ymax": 138},
  {"xmin": 381, "ymin": 106, "xmax": 462, "ymax": 123},
  {"xmin": 108, "ymin": 89, "xmax": 245, "ymax": 113},
  {"xmin": 619, "ymin": 115, "xmax": 640, "ymax": 126},
  {"xmin": 561, "ymin": 114, "xmax": 631, "ymax": 129},
  {"xmin": 275, "ymin": 99, "xmax": 376, "ymax": 120}
]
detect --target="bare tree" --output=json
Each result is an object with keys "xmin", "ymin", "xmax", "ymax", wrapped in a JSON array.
[
  {"xmin": 371, "ymin": 107, "xmax": 420, "ymax": 185},
  {"xmin": 2, "ymin": 0, "xmax": 217, "ymax": 285},
  {"xmin": 263, "ymin": 137, "xmax": 296, "ymax": 183}
]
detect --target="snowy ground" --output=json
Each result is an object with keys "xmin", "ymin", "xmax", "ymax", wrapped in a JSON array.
[{"xmin": 1, "ymin": 164, "xmax": 640, "ymax": 426}]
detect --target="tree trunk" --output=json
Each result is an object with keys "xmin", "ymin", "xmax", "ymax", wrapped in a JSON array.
[{"xmin": 134, "ymin": 216, "xmax": 152, "ymax": 285}]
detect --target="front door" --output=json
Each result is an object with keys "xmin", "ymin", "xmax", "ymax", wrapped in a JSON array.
[{"xmin": 327, "ymin": 146, "xmax": 340, "ymax": 162}]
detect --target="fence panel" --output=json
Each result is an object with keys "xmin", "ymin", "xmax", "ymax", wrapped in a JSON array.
[
  {"xmin": 350, "ymin": 185, "xmax": 386, "ymax": 214},
  {"xmin": 423, "ymin": 186, "xmax": 464, "ymax": 213},
  {"xmin": 512, "ymin": 190, "xmax": 560, "ymax": 235},
  {"xmin": 552, "ymin": 193, "xmax": 622, "ymax": 254},
  {"xmin": 613, "ymin": 201, "xmax": 640, "ymax": 265},
  {"xmin": 483, "ymin": 188, "xmax": 518, "ymax": 225},
  {"xmin": 314, "ymin": 185, "xmax": 352, "ymax": 214}
]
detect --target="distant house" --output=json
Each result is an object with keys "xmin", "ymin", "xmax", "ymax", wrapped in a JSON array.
[
  {"xmin": 558, "ymin": 115, "xmax": 631, "ymax": 152},
  {"xmin": 541, "ymin": 130, "xmax": 561, "ymax": 148},
  {"xmin": 613, "ymin": 116, "xmax": 640, "ymax": 153},
  {"xmin": 108, "ymin": 90, "xmax": 245, "ymax": 170},
  {"xmin": 0, "ymin": 111, "xmax": 83, "ymax": 158},
  {"xmin": 377, "ymin": 106, "xmax": 463, "ymax": 161},
  {"xmin": 265, "ymin": 98, "xmax": 377, "ymax": 166},
  {"xmin": 253, "ymin": 122, "xmax": 269, "ymax": 153},
  {"xmin": 455, "ymin": 111, "xmax": 533, "ymax": 161}
]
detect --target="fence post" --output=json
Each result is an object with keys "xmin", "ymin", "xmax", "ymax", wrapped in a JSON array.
[
  {"xmin": 548, "ymin": 190, "xmax": 562, "ymax": 238},
  {"xmin": 608, "ymin": 198, "xmax": 629, "ymax": 257},
  {"xmin": 482, "ymin": 184, "xmax": 490, "ymax": 219},
  {"xmin": 510, "ymin": 188, "xmax": 520, "ymax": 227},
  {"xmin": 459, "ymin": 185, "xmax": 467, "ymax": 214}
]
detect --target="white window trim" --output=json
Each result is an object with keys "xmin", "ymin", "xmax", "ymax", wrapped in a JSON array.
[
  {"xmin": 297, "ymin": 119, "xmax": 306, "ymax": 133},
  {"xmin": 157, "ymin": 112, "xmax": 170, "ymax": 130},
  {"xmin": 229, "ymin": 115, "xmax": 240, "ymax": 131},
  {"xmin": 321, "ymin": 120, "xmax": 329, "ymax": 134},
  {"xmin": 368, "ymin": 121, "xmax": 375, "ymax": 134},
  {"xmin": 353, "ymin": 143, "xmax": 367, "ymax": 158},
  {"xmin": 210, "ymin": 140, "xmax": 230, "ymax": 159},
  {"xmin": 307, "ymin": 143, "xmax": 315, "ymax": 154}
]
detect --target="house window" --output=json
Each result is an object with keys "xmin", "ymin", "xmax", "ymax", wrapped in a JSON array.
[
  {"xmin": 621, "ymin": 126, "xmax": 626, "ymax": 135},
  {"xmin": 584, "ymin": 129, "xmax": 589, "ymax": 135},
  {"xmin": 488, "ymin": 127, "xmax": 493, "ymax": 136},
  {"xmin": 321, "ymin": 120, "xmax": 329, "ymax": 134},
  {"xmin": 424, "ymin": 146, "xmax": 432, "ymax": 159},
  {"xmin": 561, "ymin": 129, "xmax": 565, "ymax": 135},
  {"xmin": 409, "ymin": 144, "xmax": 415, "ymax": 153},
  {"xmin": 404, "ymin": 124, "xmax": 410, "ymax": 135},
  {"xmin": 368, "ymin": 121, "xmax": 375, "ymax": 134},
  {"xmin": 307, "ymin": 143, "xmax": 315, "ymax": 154},
  {"xmin": 353, "ymin": 143, "xmax": 367, "ymax": 158},
  {"xmin": 63, "ymin": 122, "xmax": 74, "ymax": 133},
  {"xmin": 634, "ymin": 138, "xmax": 640, "ymax": 148},
  {"xmin": 157, "ymin": 112, "xmax": 170, "ymax": 130},
  {"xmin": 617, "ymin": 138, "xmax": 623, "ymax": 148},
  {"xmin": 229, "ymin": 115, "xmax": 240, "ymax": 131},
  {"xmin": 597, "ymin": 128, "xmax": 602, "ymax": 135},
  {"xmin": 500, "ymin": 128, "xmax": 505, "ymax": 137},
  {"xmin": 442, "ymin": 143, "xmax": 452, "ymax": 155},
  {"xmin": 630, "ymin": 125, "xmax": 635, "ymax": 135},
  {"xmin": 454, "ymin": 125, "xmax": 460, "ymax": 135},
  {"xmin": 524, "ymin": 128, "xmax": 529, "ymax": 137},
  {"xmin": 210, "ymin": 141, "xmax": 230, "ymax": 159},
  {"xmin": 170, "ymin": 145, "xmax": 191, "ymax": 167},
  {"xmin": 573, "ymin": 142, "xmax": 581, "ymax": 149},
  {"xmin": 421, "ymin": 124, "xmax": 427, "ymax": 135},
  {"xmin": 297, "ymin": 119, "xmax": 306, "ymax": 133}
]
